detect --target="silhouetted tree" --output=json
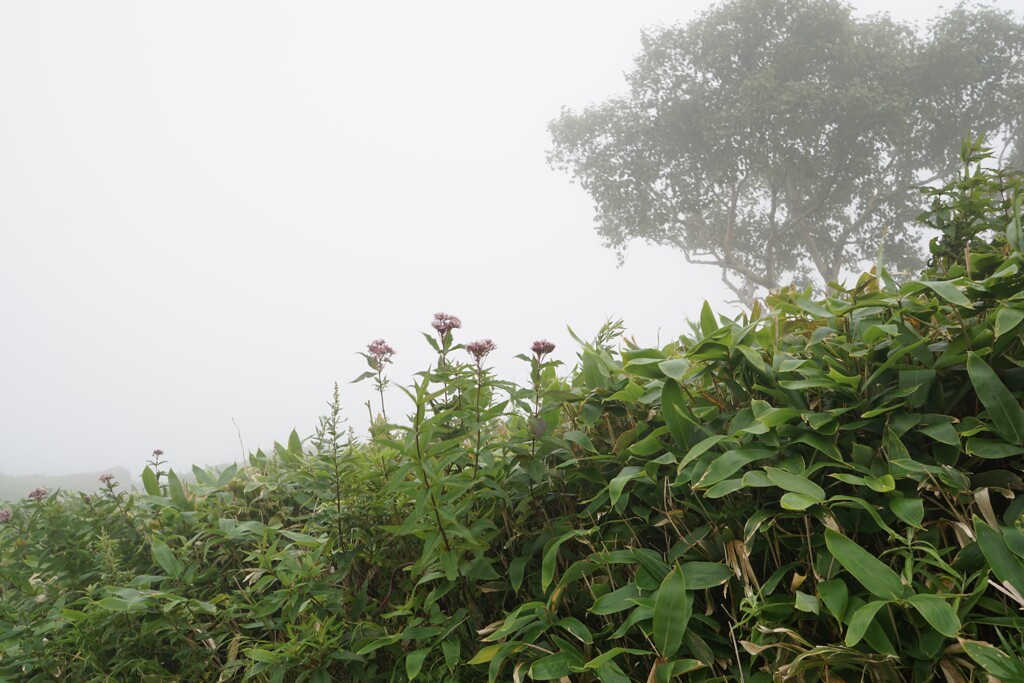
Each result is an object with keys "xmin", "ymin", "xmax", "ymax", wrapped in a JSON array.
[{"xmin": 549, "ymin": 0, "xmax": 1023, "ymax": 302}]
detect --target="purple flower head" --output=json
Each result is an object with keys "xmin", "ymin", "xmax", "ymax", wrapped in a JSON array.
[
  {"xmin": 152, "ymin": 449, "xmax": 164, "ymax": 457},
  {"xmin": 0, "ymin": 509, "xmax": 11, "ymax": 524},
  {"xmin": 531, "ymin": 339, "xmax": 556, "ymax": 358},
  {"xmin": 99, "ymin": 473, "xmax": 115, "ymax": 486},
  {"xmin": 367, "ymin": 338, "xmax": 395, "ymax": 365},
  {"xmin": 26, "ymin": 487, "xmax": 48, "ymax": 501},
  {"xmin": 431, "ymin": 312, "xmax": 462, "ymax": 336},
  {"xmin": 466, "ymin": 339, "xmax": 497, "ymax": 366}
]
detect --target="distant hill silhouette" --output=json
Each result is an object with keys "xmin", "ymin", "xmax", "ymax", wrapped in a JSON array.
[{"xmin": 0, "ymin": 466, "xmax": 133, "ymax": 503}]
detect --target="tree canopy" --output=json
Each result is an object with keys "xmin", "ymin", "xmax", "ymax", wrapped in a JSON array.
[{"xmin": 549, "ymin": 0, "xmax": 1024, "ymax": 302}]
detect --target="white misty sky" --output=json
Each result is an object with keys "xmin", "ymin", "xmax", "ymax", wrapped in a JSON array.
[{"xmin": 0, "ymin": 1, "xmax": 1014, "ymax": 477}]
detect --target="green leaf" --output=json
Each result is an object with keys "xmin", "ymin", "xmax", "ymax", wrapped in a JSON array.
[
  {"xmin": 974, "ymin": 516, "xmax": 1024, "ymax": 598},
  {"xmin": 695, "ymin": 447, "xmax": 775, "ymax": 488},
  {"xmin": 699, "ymin": 301, "xmax": 718, "ymax": 336},
  {"xmin": 966, "ymin": 438, "xmax": 1024, "ymax": 459},
  {"xmin": 166, "ymin": 470, "xmax": 190, "ymax": 510},
  {"xmin": 608, "ymin": 466, "xmax": 643, "ymax": 508},
  {"xmin": 563, "ymin": 430, "xmax": 598, "ymax": 453},
  {"xmin": 662, "ymin": 380, "xmax": 695, "ymax": 450},
  {"xmin": 889, "ymin": 494, "xmax": 925, "ymax": 529},
  {"xmin": 151, "ymin": 540, "xmax": 183, "ymax": 580},
  {"xmin": 959, "ymin": 639, "xmax": 1023, "ymax": 680},
  {"xmin": 967, "ymin": 352, "xmax": 1024, "ymax": 446},
  {"xmin": 658, "ymin": 358, "xmax": 689, "ymax": 382},
  {"xmin": 764, "ymin": 466, "xmax": 825, "ymax": 499},
  {"xmin": 406, "ymin": 648, "xmax": 429, "ymax": 681},
  {"xmin": 653, "ymin": 564, "xmax": 690, "ymax": 658},
  {"xmin": 845, "ymin": 600, "xmax": 889, "ymax": 647},
  {"xmin": 467, "ymin": 644, "xmax": 503, "ymax": 665},
  {"xmin": 825, "ymin": 529, "xmax": 904, "ymax": 600},
  {"xmin": 780, "ymin": 492, "xmax": 819, "ymax": 510},
  {"xmin": 905, "ymin": 594, "xmax": 960, "ymax": 638},
  {"xmin": 141, "ymin": 466, "xmax": 160, "ymax": 496},
  {"xmin": 817, "ymin": 579, "xmax": 848, "ymax": 621},
  {"xmin": 994, "ymin": 306, "xmax": 1024, "ymax": 338},
  {"xmin": 244, "ymin": 648, "xmax": 283, "ymax": 663},
  {"xmin": 556, "ymin": 617, "xmax": 593, "ymax": 644},
  {"xmin": 908, "ymin": 279, "xmax": 973, "ymax": 307},
  {"xmin": 681, "ymin": 562, "xmax": 733, "ymax": 589},
  {"xmin": 287, "ymin": 429, "xmax": 303, "ymax": 454},
  {"xmin": 542, "ymin": 529, "xmax": 589, "ymax": 591},
  {"xmin": 591, "ymin": 584, "xmax": 641, "ymax": 615},
  {"xmin": 794, "ymin": 591, "xmax": 820, "ymax": 614},
  {"xmin": 530, "ymin": 653, "xmax": 575, "ymax": 680}
]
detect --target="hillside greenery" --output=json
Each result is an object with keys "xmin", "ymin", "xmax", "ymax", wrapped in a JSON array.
[{"xmin": 1, "ymin": 142, "xmax": 1023, "ymax": 681}]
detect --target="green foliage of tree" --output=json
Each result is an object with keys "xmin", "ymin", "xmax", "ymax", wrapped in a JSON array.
[
  {"xmin": 548, "ymin": 0, "xmax": 1024, "ymax": 302},
  {"xmin": 1, "ymin": 148, "xmax": 1023, "ymax": 681}
]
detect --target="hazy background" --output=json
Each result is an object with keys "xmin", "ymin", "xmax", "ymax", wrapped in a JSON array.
[{"xmin": 1, "ymin": 1, "xmax": 1014, "ymax": 478}]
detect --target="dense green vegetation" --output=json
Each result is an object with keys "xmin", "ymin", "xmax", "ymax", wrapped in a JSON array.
[{"xmin": 1, "ymin": 144, "xmax": 1023, "ymax": 681}]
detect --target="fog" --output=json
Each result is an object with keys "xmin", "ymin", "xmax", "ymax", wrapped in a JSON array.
[{"xmin": 0, "ymin": 1, "xmax": 1014, "ymax": 477}]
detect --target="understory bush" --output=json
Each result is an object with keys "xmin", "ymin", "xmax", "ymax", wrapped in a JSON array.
[{"xmin": 1, "ymin": 143, "xmax": 1023, "ymax": 682}]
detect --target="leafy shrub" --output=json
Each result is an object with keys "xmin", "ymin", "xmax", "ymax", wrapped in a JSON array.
[{"xmin": 1, "ymin": 144, "xmax": 1022, "ymax": 681}]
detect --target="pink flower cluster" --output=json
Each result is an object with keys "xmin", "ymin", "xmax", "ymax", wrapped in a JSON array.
[
  {"xmin": 0, "ymin": 509, "xmax": 11, "ymax": 524},
  {"xmin": 531, "ymin": 339, "xmax": 556, "ymax": 358},
  {"xmin": 99, "ymin": 473, "xmax": 116, "ymax": 486},
  {"xmin": 431, "ymin": 312, "xmax": 462, "ymax": 336},
  {"xmin": 26, "ymin": 487, "xmax": 48, "ymax": 501},
  {"xmin": 466, "ymin": 339, "xmax": 497, "ymax": 365},
  {"xmin": 367, "ymin": 338, "xmax": 396, "ymax": 364}
]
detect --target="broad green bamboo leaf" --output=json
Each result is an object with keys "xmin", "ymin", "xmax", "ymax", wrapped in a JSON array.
[
  {"xmin": 141, "ymin": 466, "xmax": 160, "ymax": 496},
  {"xmin": 530, "ymin": 653, "xmax": 576, "ymax": 680},
  {"xmin": 653, "ymin": 564, "xmax": 690, "ymax": 658},
  {"xmin": 406, "ymin": 648, "xmax": 429, "ymax": 681},
  {"xmin": 818, "ymin": 579, "xmax": 849, "ymax": 621},
  {"xmin": 681, "ymin": 562, "xmax": 734, "ymax": 589},
  {"xmin": 590, "ymin": 583, "xmax": 641, "ymax": 615},
  {"xmin": 467, "ymin": 644, "xmax": 503, "ymax": 665},
  {"xmin": 974, "ymin": 516, "xmax": 1024, "ymax": 597},
  {"xmin": 825, "ymin": 529, "xmax": 904, "ymax": 600},
  {"xmin": 889, "ymin": 494, "xmax": 925, "ymax": 529},
  {"xmin": 699, "ymin": 300, "xmax": 718, "ymax": 336},
  {"xmin": 556, "ymin": 617, "xmax": 593, "ymax": 644},
  {"xmin": 959, "ymin": 639, "xmax": 1024, "ymax": 680},
  {"xmin": 608, "ymin": 466, "xmax": 643, "ymax": 508},
  {"xmin": 845, "ymin": 600, "xmax": 889, "ymax": 647},
  {"xmin": 167, "ymin": 470, "xmax": 190, "ymax": 510},
  {"xmin": 563, "ymin": 430, "xmax": 598, "ymax": 453},
  {"xmin": 662, "ymin": 379, "xmax": 698, "ymax": 450},
  {"xmin": 658, "ymin": 358, "xmax": 689, "ymax": 382},
  {"xmin": 678, "ymin": 434, "xmax": 729, "ymax": 472},
  {"xmin": 966, "ymin": 438, "xmax": 1024, "ymax": 459},
  {"xmin": 994, "ymin": 306, "xmax": 1024, "ymax": 338},
  {"xmin": 581, "ymin": 647, "xmax": 652, "ymax": 671},
  {"xmin": 780, "ymin": 492, "xmax": 819, "ymax": 510},
  {"xmin": 765, "ymin": 467, "xmax": 825, "ymax": 499},
  {"xmin": 905, "ymin": 594, "xmax": 960, "ymax": 637},
  {"xmin": 151, "ymin": 540, "xmax": 183, "ymax": 580},
  {"xmin": 967, "ymin": 352, "xmax": 1024, "ymax": 445},
  {"xmin": 904, "ymin": 279, "xmax": 973, "ymax": 307},
  {"xmin": 695, "ymin": 447, "xmax": 775, "ymax": 489},
  {"xmin": 542, "ymin": 529, "xmax": 591, "ymax": 591}
]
